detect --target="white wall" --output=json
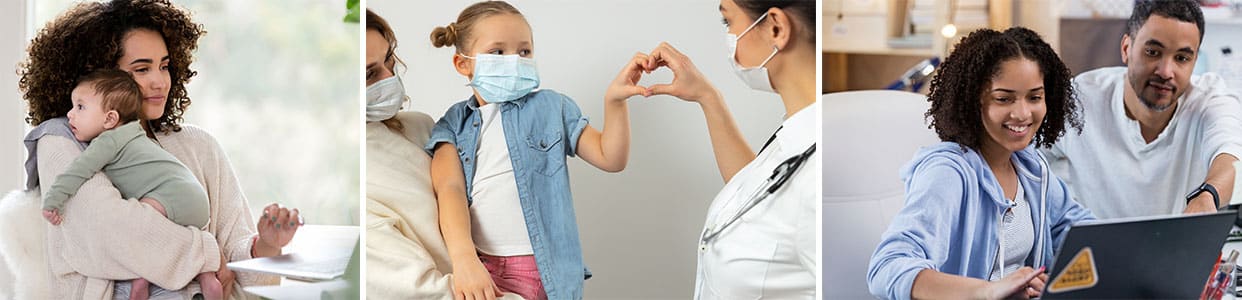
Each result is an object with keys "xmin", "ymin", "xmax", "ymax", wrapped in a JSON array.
[
  {"xmin": 0, "ymin": 1, "xmax": 28, "ymax": 192},
  {"xmin": 367, "ymin": 0, "xmax": 786, "ymax": 298}
]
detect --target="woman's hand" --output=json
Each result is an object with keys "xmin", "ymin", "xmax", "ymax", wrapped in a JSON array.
[
  {"xmin": 605, "ymin": 52, "xmax": 655, "ymax": 102},
  {"xmin": 452, "ymin": 258, "xmax": 502, "ymax": 300},
  {"xmin": 976, "ymin": 266, "xmax": 1045, "ymax": 300},
  {"xmin": 255, "ymin": 203, "xmax": 302, "ymax": 257},
  {"xmin": 1026, "ymin": 272, "xmax": 1048, "ymax": 298},
  {"xmin": 644, "ymin": 42, "xmax": 722, "ymax": 105}
]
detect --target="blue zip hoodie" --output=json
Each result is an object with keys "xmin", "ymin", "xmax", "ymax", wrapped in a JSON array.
[{"xmin": 866, "ymin": 142, "xmax": 1095, "ymax": 300}]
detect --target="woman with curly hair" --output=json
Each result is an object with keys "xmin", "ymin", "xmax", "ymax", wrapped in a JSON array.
[
  {"xmin": 866, "ymin": 27, "xmax": 1095, "ymax": 300},
  {"xmin": 19, "ymin": 0, "xmax": 303, "ymax": 299}
]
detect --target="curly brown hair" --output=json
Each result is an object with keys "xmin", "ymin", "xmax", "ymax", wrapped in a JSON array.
[
  {"xmin": 926, "ymin": 27, "xmax": 1081, "ymax": 150},
  {"xmin": 19, "ymin": 0, "xmax": 204, "ymax": 134}
]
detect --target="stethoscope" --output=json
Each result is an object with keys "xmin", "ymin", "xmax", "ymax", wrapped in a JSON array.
[{"xmin": 699, "ymin": 143, "xmax": 816, "ymax": 246}]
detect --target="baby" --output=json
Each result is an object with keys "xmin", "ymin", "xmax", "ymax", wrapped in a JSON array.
[{"xmin": 40, "ymin": 68, "xmax": 222, "ymax": 300}]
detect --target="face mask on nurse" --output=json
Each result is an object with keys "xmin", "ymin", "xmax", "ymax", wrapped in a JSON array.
[{"xmin": 726, "ymin": 13, "xmax": 779, "ymax": 93}]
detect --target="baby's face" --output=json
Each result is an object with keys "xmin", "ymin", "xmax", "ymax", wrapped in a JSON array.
[{"xmin": 66, "ymin": 84, "xmax": 110, "ymax": 142}]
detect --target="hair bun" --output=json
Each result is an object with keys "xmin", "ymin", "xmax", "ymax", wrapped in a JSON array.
[{"xmin": 430, "ymin": 22, "xmax": 457, "ymax": 48}]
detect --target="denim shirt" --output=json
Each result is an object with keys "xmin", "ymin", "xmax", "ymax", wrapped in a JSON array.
[{"xmin": 426, "ymin": 89, "xmax": 591, "ymax": 300}]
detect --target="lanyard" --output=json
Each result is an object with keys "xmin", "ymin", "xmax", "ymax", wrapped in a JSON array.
[{"xmin": 700, "ymin": 143, "xmax": 816, "ymax": 246}]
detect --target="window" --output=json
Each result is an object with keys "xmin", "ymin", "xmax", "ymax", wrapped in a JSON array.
[{"xmin": 31, "ymin": 0, "xmax": 360, "ymax": 225}]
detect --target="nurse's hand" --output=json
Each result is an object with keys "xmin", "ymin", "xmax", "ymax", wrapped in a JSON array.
[
  {"xmin": 606, "ymin": 52, "xmax": 655, "ymax": 102},
  {"xmin": 977, "ymin": 266, "xmax": 1044, "ymax": 300},
  {"xmin": 644, "ymin": 42, "xmax": 723, "ymax": 105},
  {"xmin": 452, "ymin": 259, "xmax": 502, "ymax": 300}
]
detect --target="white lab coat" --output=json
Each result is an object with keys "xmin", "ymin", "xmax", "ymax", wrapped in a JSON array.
[{"xmin": 695, "ymin": 101, "xmax": 820, "ymax": 299}]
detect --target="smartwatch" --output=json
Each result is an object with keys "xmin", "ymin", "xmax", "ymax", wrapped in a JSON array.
[{"xmin": 1185, "ymin": 182, "xmax": 1220, "ymax": 209}]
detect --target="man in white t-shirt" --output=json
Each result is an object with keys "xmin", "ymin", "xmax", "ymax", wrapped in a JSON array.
[{"xmin": 1043, "ymin": 0, "xmax": 1242, "ymax": 219}]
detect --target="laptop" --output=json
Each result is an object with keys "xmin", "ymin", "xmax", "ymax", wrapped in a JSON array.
[
  {"xmin": 1041, "ymin": 211, "xmax": 1236, "ymax": 299},
  {"xmin": 240, "ymin": 239, "xmax": 360, "ymax": 300},
  {"xmin": 227, "ymin": 225, "xmax": 359, "ymax": 282},
  {"xmin": 228, "ymin": 244, "xmax": 355, "ymax": 281}
]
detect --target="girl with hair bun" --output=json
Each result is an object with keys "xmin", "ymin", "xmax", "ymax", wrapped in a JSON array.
[{"xmin": 425, "ymin": 1, "xmax": 641, "ymax": 299}]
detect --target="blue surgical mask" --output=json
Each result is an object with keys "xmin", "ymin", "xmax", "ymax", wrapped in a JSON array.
[{"xmin": 460, "ymin": 54, "xmax": 540, "ymax": 103}]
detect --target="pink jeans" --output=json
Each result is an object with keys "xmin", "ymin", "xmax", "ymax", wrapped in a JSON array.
[{"xmin": 479, "ymin": 254, "xmax": 546, "ymax": 300}]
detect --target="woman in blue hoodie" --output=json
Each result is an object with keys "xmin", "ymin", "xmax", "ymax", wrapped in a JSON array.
[{"xmin": 867, "ymin": 27, "xmax": 1095, "ymax": 300}]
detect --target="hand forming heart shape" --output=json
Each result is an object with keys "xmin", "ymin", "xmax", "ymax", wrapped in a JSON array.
[{"xmin": 604, "ymin": 42, "xmax": 721, "ymax": 104}]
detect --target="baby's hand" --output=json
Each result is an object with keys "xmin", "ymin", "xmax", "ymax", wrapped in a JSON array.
[{"xmin": 42, "ymin": 209, "xmax": 62, "ymax": 225}]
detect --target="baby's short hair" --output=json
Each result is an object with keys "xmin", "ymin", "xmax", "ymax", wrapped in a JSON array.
[{"xmin": 77, "ymin": 69, "xmax": 144, "ymax": 124}]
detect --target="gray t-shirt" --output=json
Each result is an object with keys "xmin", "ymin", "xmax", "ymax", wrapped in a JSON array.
[{"xmin": 990, "ymin": 179, "xmax": 1034, "ymax": 281}]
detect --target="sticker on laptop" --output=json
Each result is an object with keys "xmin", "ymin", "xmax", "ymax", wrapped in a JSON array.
[{"xmin": 1048, "ymin": 247, "xmax": 1099, "ymax": 293}]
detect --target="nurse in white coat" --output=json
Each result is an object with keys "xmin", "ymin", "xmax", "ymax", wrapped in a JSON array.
[{"xmin": 636, "ymin": 0, "xmax": 818, "ymax": 298}]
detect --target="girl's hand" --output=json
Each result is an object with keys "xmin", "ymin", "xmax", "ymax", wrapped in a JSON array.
[
  {"xmin": 452, "ymin": 258, "xmax": 502, "ymax": 300},
  {"xmin": 605, "ymin": 52, "xmax": 655, "ymax": 102},
  {"xmin": 977, "ymin": 266, "xmax": 1045, "ymax": 300},
  {"xmin": 257, "ymin": 203, "xmax": 302, "ymax": 251},
  {"xmin": 644, "ymin": 42, "xmax": 722, "ymax": 105}
]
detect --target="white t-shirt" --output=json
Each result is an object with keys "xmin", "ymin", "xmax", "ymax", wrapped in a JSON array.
[
  {"xmin": 694, "ymin": 101, "xmax": 819, "ymax": 299},
  {"xmin": 469, "ymin": 103, "xmax": 534, "ymax": 256},
  {"xmin": 1042, "ymin": 67, "xmax": 1242, "ymax": 219}
]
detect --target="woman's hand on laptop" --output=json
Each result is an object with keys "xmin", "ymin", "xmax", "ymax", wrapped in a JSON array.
[
  {"xmin": 255, "ymin": 203, "xmax": 303, "ymax": 257},
  {"xmin": 1025, "ymin": 271, "xmax": 1048, "ymax": 299},
  {"xmin": 977, "ymin": 266, "xmax": 1045, "ymax": 300}
]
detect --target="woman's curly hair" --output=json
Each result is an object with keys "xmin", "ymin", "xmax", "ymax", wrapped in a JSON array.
[
  {"xmin": 926, "ymin": 27, "xmax": 1081, "ymax": 150},
  {"xmin": 19, "ymin": 0, "xmax": 204, "ymax": 134}
]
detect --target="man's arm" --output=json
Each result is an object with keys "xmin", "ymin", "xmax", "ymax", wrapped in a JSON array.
[{"xmin": 1186, "ymin": 154, "xmax": 1238, "ymax": 213}]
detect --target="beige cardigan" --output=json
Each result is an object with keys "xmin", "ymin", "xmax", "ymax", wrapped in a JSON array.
[
  {"xmin": 363, "ymin": 112, "xmax": 528, "ymax": 300},
  {"xmin": 365, "ymin": 112, "xmax": 456, "ymax": 299},
  {"xmin": 38, "ymin": 125, "xmax": 278, "ymax": 299}
]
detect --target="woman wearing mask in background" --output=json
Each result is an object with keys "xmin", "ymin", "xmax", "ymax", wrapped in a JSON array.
[
  {"xmin": 362, "ymin": 8, "xmax": 523, "ymax": 299},
  {"xmin": 631, "ymin": 0, "xmax": 817, "ymax": 298}
]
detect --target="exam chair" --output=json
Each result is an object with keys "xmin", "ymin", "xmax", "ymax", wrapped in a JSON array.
[{"xmin": 823, "ymin": 90, "xmax": 938, "ymax": 298}]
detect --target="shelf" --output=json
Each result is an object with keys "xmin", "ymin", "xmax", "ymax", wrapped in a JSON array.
[
  {"xmin": 824, "ymin": 45, "xmax": 935, "ymax": 57},
  {"xmin": 824, "ymin": 13, "xmax": 936, "ymax": 57}
]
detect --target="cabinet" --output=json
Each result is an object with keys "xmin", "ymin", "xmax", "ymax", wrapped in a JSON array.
[{"xmin": 824, "ymin": 0, "xmax": 1015, "ymax": 92}]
